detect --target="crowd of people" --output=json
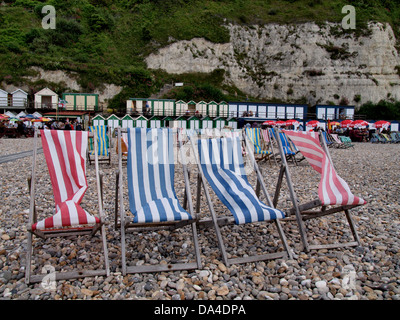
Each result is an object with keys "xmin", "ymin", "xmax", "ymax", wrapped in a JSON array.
[{"xmin": 0, "ymin": 118, "xmax": 83, "ymax": 138}]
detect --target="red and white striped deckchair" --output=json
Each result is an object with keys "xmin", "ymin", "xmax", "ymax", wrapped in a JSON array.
[
  {"xmin": 273, "ymin": 128, "xmax": 365, "ymax": 252},
  {"xmin": 25, "ymin": 128, "xmax": 110, "ymax": 284}
]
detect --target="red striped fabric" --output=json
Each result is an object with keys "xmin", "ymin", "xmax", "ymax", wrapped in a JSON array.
[
  {"xmin": 283, "ymin": 130, "xmax": 366, "ymax": 206},
  {"xmin": 32, "ymin": 130, "xmax": 99, "ymax": 231}
]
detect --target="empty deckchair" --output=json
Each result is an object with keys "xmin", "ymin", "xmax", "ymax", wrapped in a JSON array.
[
  {"xmin": 273, "ymin": 128, "xmax": 366, "ymax": 252},
  {"xmin": 330, "ymin": 134, "xmax": 346, "ymax": 148},
  {"xmin": 381, "ymin": 133, "xmax": 393, "ymax": 143},
  {"xmin": 339, "ymin": 135, "xmax": 354, "ymax": 148},
  {"xmin": 245, "ymin": 128, "xmax": 272, "ymax": 162},
  {"xmin": 390, "ymin": 132, "xmax": 400, "ymax": 143},
  {"xmin": 88, "ymin": 125, "xmax": 111, "ymax": 165},
  {"xmin": 115, "ymin": 127, "xmax": 202, "ymax": 274},
  {"xmin": 25, "ymin": 128, "xmax": 110, "ymax": 284},
  {"xmin": 190, "ymin": 134, "xmax": 292, "ymax": 266},
  {"xmin": 321, "ymin": 131, "xmax": 334, "ymax": 148}
]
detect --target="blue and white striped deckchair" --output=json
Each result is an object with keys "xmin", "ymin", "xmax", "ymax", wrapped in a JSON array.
[
  {"xmin": 116, "ymin": 127, "xmax": 201, "ymax": 274},
  {"xmin": 192, "ymin": 135, "xmax": 291, "ymax": 265},
  {"xmin": 245, "ymin": 128, "xmax": 272, "ymax": 161},
  {"xmin": 127, "ymin": 128, "xmax": 191, "ymax": 223},
  {"xmin": 88, "ymin": 125, "xmax": 110, "ymax": 164}
]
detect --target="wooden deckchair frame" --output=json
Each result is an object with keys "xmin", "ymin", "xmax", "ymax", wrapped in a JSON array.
[
  {"xmin": 190, "ymin": 131, "xmax": 292, "ymax": 266},
  {"xmin": 115, "ymin": 127, "xmax": 202, "ymax": 275},
  {"xmin": 88, "ymin": 125, "xmax": 111, "ymax": 165},
  {"xmin": 273, "ymin": 128, "xmax": 362, "ymax": 252},
  {"xmin": 25, "ymin": 128, "xmax": 110, "ymax": 284}
]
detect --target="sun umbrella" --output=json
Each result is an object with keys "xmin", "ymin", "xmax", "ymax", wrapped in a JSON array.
[
  {"xmin": 306, "ymin": 120, "xmax": 320, "ymax": 127},
  {"xmin": 340, "ymin": 119, "xmax": 353, "ymax": 128},
  {"xmin": 275, "ymin": 120, "xmax": 287, "ymax": 126},
  {"xmin": 263, "ymin": 120, "xmax": 276, "ymax": 126},
  {"xmin": 350, "ymin": 120, "xmax": 369, "ymax": 128},
  {"xmin": 285, "ymin": 119, "xmax": 299, "ymax": 126},
  {"xmin": 374, "ymin": 120, "xmax": 390, "ymax": 129}
]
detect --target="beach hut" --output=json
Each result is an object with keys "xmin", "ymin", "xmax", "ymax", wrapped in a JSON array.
[
  {"xmin": 0, "ymin": 89, "xmax": 8, "ymax": 108},
  {"xmin": 174, "ymin": 115, "xmax": 188, "ymax": 129},
  {"xmin": 107, "ymin": 114, "xmax": 120, "ymax": 130},
  {"xmin": 218, "ymin": 101, "xmax": 229, "ymax": 117},
  {"xmin": 196, "ymin": 101, "xmax": 208, "ymax": 117},
  {"xmin": 390, "ymin": 121, "xmax": 399, "ymax": 132},
  {"xmin": 149, "ymin": 115, "xmax": 163, "ymax": 128},
  {"xmin": 207, "ymin": 101, "xmax": 219, "ymax": 117},
  {"xmin": 162, "ymin": 116, "xmax": 175, "ymax": 128},
  {"xmin": 92, "ymin": 114, "xmax": 106, "ymax": 126},
  {"xmin": 213, "ymin": 117, "xmax": 227, "ymax": 129},
  {"xmin": 62, "ymin": 93, "xmax": 99, "ymax": 111},
  {"xmin": 188, "ymin": 115, "xmax": 201, "ymax": 130},
  {"xmin": 175, "ymin": 100, "xmax": 188, "ymax": 116},
  {"xmin": 135, "ymin": 115, "xmax": 148, "ymax": 128},
  {"xmin": 202, "ymin": 116, "xmax": 214, "ymax": 129},
  {"xmin": 11, "ymin": 89, "xmax": 28, "ymax": 108},
  {"xmin": 34, "ymin": 88, "xmax": 58, "ymax": 109},
  {"xmin": 227, "ymin": 117, "xmax": 238, "ymax": 129},
  {"xmin": 121, "ymin": 114, "xmax": 135, "ymax": 128}
]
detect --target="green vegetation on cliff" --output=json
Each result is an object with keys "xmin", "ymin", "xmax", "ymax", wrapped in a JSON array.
[{"xmin": 0, "ymin": 0, "xmax": 399, "ymax": 111}]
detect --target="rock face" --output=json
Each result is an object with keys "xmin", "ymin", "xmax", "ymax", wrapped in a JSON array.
[{"xmin": 146, "ymin": 22, "xmax": 400, "ymax": 107}]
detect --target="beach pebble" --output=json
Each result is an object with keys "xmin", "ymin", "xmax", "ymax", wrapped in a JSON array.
[{"xmin": 0, "ymin": 138, "xmax": 399, "ymax": 300}]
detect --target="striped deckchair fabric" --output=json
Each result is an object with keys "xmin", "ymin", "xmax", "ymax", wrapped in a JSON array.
[
  {"xmin": 191, "ymin": 135, "xmax": 291, "ymax": 265},
  {"xmin": 278, "ymin": 131, "xmax": 296, "ymax": 156},
  {"xmin": 116, "ymin": 127, "xmax": 201, "ymax": 274},
  {"xmin": 126, "ymin": 128, "xmax": 192, "ymax": 223},
  {"xmin": 273, "ymin": 128, "xmax": 365, "ymax": 252},
  {"xmin": 283, "ymin": 130, "xmax": 366, "ymax": 207},
  {"xmin": 26, "ymin": 128, "xmax": 109, "ymax": 284},
  {"xmin": 89, "ymin": 125, "xmax": 109, "ymax": 156},
  {"xmin": 245, "ymin": 128, "xmax": 271, "ymax": 155},
  {"xmin": 32, "ymin": 130, "xmax": 100, "ymax": 231},
  {"xmin": 197, "ymin": 137, "xmax": 285, "ymax": 225}
]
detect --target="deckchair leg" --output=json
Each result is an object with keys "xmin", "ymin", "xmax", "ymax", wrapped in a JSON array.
[
  {"xmin": 100, "ymin": 225, "xmax": 110, "ymax": 276},
  {"xmin": 345, "ymin": 209, "xmax": 361, "ymax": 246},
  {"xmin": 121, "ymin": 223, "xmax": 127, "ymax": 276},
  {"xmin": 199, "ymin": 174, "xmax": 229, "ymax": 266},
  {"xmin": 274, "ymin": 219, "xmax": 293, "ymax": 259},
  {"xmin": 191, "ymin": 222, "xmax": 202, "ymax": 269},
  {"xmin": 25, "ymin": 232, "xmax": 33, "ymax": 284}
]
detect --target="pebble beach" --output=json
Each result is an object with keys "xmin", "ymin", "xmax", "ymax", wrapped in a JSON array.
[{"xmin": 0, "ymin": 136, "xmax": 399, "ymax": 301}]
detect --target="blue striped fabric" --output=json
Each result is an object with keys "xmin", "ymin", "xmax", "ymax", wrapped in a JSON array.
[
  {"xmin": 126, "ymin": 128, "xmax": 192, "ymax": 223},
  {"xmin": 198, "ymin": 137, "xmax": 285, "ymax": 225},
  {"xmin": 245, "ymin": 128, "xmax": 271, "ymax": 155},
  {"xmin": 89, "ymin": 126, "xmax": 109, "ymax": 156},
  {"xmin": 278, "ymin": 132, "xmax": 296, "ymax": 155}
]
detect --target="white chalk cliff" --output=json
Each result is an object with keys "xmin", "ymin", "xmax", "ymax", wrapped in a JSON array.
[{"xmin": 145, "ymin": 22, "xmax": 400, "ymax": 107}]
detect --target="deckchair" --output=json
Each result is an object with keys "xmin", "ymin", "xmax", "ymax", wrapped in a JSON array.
[
  {"xmin": 244, "ymin": 128, "xmax": 273, "ymax": 162},
  {"xmin": 321, "ymin": 131, "xmax": 334, "ymax": 148},
  {"xmin": 270, "ymin": 129, "xmax": 299, "ymax": 165},
  {"xmin": 25, "ymin": 128, "xmax": 110, "ymax": 284},
  {"xmin": 115, "ymin": 132, "xmax": 128, "ymax": 163},
  {"xmin": 88, "ymin": 125, "xmax": 111, "ymax": 165},
  {"xmin": 190, "ymin": 133, "xmax": 292, "ymax": 266},
  {"xmin": 115, "ymin": 127, "xmax": 202, "ymax": 275},
  {"xmin": 330, "ymin": 134, "xmax": 346, "ymax": 148},
  {"xmin": 273, "ymin": 128, "xmax": 366, "ymax": 252},
  {"xmin": 390, "ymin": 132, "xmax": 400, "ymax": 143},
  {"xmin": 339, "ymin": 135, "xmax": 355, "ymax": 148},
  {"xmin": 381, "ymin": 133, "xmax": 393, "ymax": 143}
]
